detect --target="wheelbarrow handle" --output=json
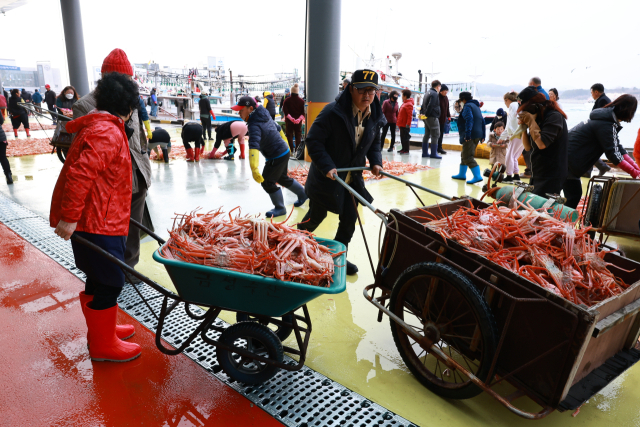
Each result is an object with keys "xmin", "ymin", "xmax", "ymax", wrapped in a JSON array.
[
  {"xmin": 129, "ymin": 218, "xmax": 166, "ymax": 245},
  {"xmin": 333, "ymin": 166, "xmax": 453, "ymax": 224},
  {"xmin": 70, "ymin": 233, "xmax": 175, "ymax": 299},
  {"xmin": 332, "ymin": 168, "xmax": 387, "ymax": 226},
  {"xmin": 19, "ymin": 103, "xmax": 72, "ymax": 122}
]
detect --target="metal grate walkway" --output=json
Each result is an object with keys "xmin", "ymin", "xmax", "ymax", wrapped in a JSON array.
[{"xmin": 0, "ymin": 191, "xmax": 418, "ymax": 427}]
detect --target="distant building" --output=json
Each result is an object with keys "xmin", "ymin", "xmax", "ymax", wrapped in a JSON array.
[{"xmin": 0, "ymin": 59, "xmax": 62, "ymax": 92}]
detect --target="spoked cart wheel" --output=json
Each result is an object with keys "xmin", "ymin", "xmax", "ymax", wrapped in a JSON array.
[
  {"xmin": 389, "ymin": 262, "xmax": 498, "ymax": 399},
  {"xmin": 56, "ymin": 146, "xmax": 69, "ymax": 164},
  {"xmin": 217, "ymin": 321, "xmax": 284, "ymax": 384},
  {"xmin": 236, "ymin": 313, "xmax": 294, "ymax": 341}
]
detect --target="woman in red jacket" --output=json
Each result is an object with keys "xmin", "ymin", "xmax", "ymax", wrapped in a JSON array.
[
  {"xmin": 396, "ymin": 89, "xmax": 415, "ymax": 154},
  {"xmin": 50, "ymin": 73, "xmax": 142, "ymax": 363}
]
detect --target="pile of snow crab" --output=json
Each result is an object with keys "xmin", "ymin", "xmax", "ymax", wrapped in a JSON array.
[
  {"xmin": 6, "ymin": 138, "xmax": 55, "ymax": 157},
  {"xmin": 288, "ymin": 160, "xmax": 431, "ymax": 186},
  {"xmin": 160, "ymin": 208, "xmax": 344, "ymax": 287},
  {"xmin": 422, "ymin": 200, "xmax": 632, "ymax": 307}
]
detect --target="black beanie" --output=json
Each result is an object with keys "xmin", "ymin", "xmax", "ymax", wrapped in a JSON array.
[
  {"xmin": 459, "ymin": 91, "xmax": 472, "ymax": 101},
  {"xmin": 517, "ymin": 86, "xmax": 539, "ymax": 104},
  {"xmin": 441, "ymin": 84, "xmax": 449, "ymax": 91}
]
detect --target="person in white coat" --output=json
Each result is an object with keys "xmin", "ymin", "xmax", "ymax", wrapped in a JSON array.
[{"xmin": 500, "ymin": 91, "xmax": 523, "ymax": 181}]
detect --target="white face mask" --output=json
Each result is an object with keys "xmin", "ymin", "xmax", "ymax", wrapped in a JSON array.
[{"xmin": 65, "ymin": 93, "xmax": 74, "ymax": 100}]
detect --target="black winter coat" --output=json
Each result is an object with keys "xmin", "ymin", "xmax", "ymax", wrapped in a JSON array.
[
  {"xmin": 44, "ymin": 90, "xmax": 57, "ymax": 107},
  {"xmin": 264, "ymin": 94, "xmax": 276, "ymax": 117},
  {"xmin": 0, "ymin": 111, "xmax": 6, "ymax": 142},
  {"xmin": 198, "ymin": 97, "xmax": 212, "ymax": 118},
  {"xmin": 247, "ymin": 105, "xmax": 289, "ymax": 159},
  {"xmin": 8, "ymin": 95, "xmax": 27, "ymax": 118},
  {"xmin": 304, "ymin": 89, "xmax": 384, "ymax": 214},
  {"xmin": 151, "ymin": 128, "xmax": 171, "ymax": 143},
  {"xmin": 567, "ymin": 107, "xmax": 626, "ymax": 177},
  {"xmin": 420, "ymin": 88, "xmax": 440, "ymax": 118},
  {"xmin": 593, "ymin": 94, "xmax": 611, "ymax": 111}
]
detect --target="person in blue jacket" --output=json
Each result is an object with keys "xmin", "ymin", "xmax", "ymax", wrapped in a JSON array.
[
  {"xmin": 452, "ymin": 91, "xmax": 486, "ymax": 184},
  {"xmin": 149, "ymin": 88, "xmax": 158, "ymax": 117},
  {"xmin": 231, "ymin": 96, "xmax": 307, "ymax": 217},
  {"xmin": 32, "ymin": 89, "xmax": 43, "ymax": 113}
]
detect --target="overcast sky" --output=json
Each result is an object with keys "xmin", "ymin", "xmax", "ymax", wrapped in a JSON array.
[{"xmin": 2, "ymin": 0, "xmax": 640, "ymax": 91}]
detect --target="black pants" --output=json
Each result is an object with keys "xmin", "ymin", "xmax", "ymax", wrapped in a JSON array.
[
  {"xmin": 562, "ymin": 171, "xmax": 582, "ymax": 209},
  {"xmin": 298, "ymin": 195, "xmax": 359, "ymax": 247},
  {"xmin": 125, "ymin": 170, "xmax": 147, "ymax": 268},
  {"xmin": 530, "ymin": 175, "xmax": 564, "ymax": 199},
  {"xmin": 182, "ymin": 133, "xmax": 204, "ymax": 149},
  {"xmin": 400, "ymin": 127, "xmax": 411, "ymax": 152},
  {"xmin": 437, "ymin": 123, "xmax": 445, "ymax": 151},
  {"xmin": 285, "ymin": 121, "xmax": 302, "ymax": 151},
  {"xmin": 261, "ymin": 154, "xmax": 293, "ymax": 194},
  {"xmin": 10, "ymin": 114, "xmax": 29, "ymax": 130},
  {"xmin": 523, "ymin": 149, "xmax": 532, "ymax": 175},
  {"xmin": 201, "ymin": 117, "xmax": 212, "ymax": 140},
  {"xmin": 71, "ymin": 231, "xmax": 126, "ymax": 309},
  {"xmin": 0, "ymin": 142, "xmax": 11, "ymax": 177},
  {"xmin": 85, "ymin": 278, "xmax": 123, "ymax": 310},
  {"xmin": 46, "ymin": 104, "xmax": 56, "ymax": 123},
  {"xmin": 381, "ymin": 123, "xmax": 396, "ymax": 148}
]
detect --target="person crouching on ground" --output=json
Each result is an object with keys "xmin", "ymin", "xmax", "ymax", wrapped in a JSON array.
[
  {"xmin": 396, "ymin": 89, "xmax": 414, "ymax": 154},
  {"xmin": 297, "ymin": 69, "xmax": 385, "ymax": 276},
  {"xmin": 231, "ymin": 96, "xmax": 307, "ymax": 217},
  {"xmin": 487, "ymin": 121, "xmax": 507, "ymax": 170},
  {"xmin": 207, "ymin": 120, "xmax": 248, "ymax": 160},
  {"xmin": 516, "ymin": 86, "xmax": 569, "ymax": 198},
  {"xmin": 50, "ymin": 72, "xmax": 141, "ymax": 363},
  {"xmin": 452, "ymin": 91, "xmax": 485, "ymax": 184},
  {"xmin": 182, "ymin": 120, "xmax": 205, "ymax": 162}
]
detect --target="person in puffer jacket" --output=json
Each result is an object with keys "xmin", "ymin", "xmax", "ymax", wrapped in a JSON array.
[
  {"xmin": 50, "ymin": 73, "xmax": 142, "ymax": 364},
  {"xmin": 396, "ymin": 89, "xmax": 414, "ymax": 154},
  {"xmin": 451, "ymin": 91, "xmax": 485, "ymax": 184},
  {"xmin": 231, "ymin": 96, "xmax": 307, "ymax": 217},
  {"xmin": 562, "ymin": 95, "xmax": 640, "ymax": 208},
  {"xmin": 263, "ymin": 91, "xmax": 276, "ymax": 120}
]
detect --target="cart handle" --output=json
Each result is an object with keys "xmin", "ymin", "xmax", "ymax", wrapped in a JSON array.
[
  {"xmin": 130, "ymin": 218, "xmax": 166, "ymax": 245},
  {"xmin": 333, "ymin": 167, "xmax": 454, "ymax": 225},
  {"xmin": 19, "ymin": 103, "xmax": 72, "ymax": 122}
]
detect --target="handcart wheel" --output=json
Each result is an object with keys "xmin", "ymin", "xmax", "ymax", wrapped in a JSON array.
[
  {"xmin": 389, "ymin": 262, "xmax": 497, "ymax": 400},
  {"xmin": 217, "ymin": 321, "xmax": 284, "ymax": 385},
  {"xmin": 235, "ymin": 313, "xmax": 294, "ymax": 341},
  {"xmin": 56, "ymin": 147, "xmax": 69, "ymax": 164}
]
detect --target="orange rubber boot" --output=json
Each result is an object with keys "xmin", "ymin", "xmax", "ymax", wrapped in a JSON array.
[
  {"xmin": 84, "ymin": 301, "xmax": 141, "ymax": 362},
  {"xmin": 186, "ymin": 148, "xmax": 195, "ymax": 162},
  {"xmin": 239, "ymin": 143, "xmax": 246, "ymax": 159},
  {"xmin": 79, "ymin": 292, "xmax": 134, "ymax": 340}
]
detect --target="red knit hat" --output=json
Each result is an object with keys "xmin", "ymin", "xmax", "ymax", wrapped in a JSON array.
[{"xmin": 101, "ymin": 48, "xmax": 133, "ymax": 76}]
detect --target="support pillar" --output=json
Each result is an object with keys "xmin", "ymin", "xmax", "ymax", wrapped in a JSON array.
[
  {"xmin": 60, "ymin": 0, "xmax": 90, "ymax": 96},
  {"xmin": 304, "ymin": 0, "xmax": 341, "ymax": 161}
]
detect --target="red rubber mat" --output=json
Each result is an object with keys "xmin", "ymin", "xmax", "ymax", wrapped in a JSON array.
[{"xmin": 0, "ymin": 223, "xmax": 282, "ymax": 426}]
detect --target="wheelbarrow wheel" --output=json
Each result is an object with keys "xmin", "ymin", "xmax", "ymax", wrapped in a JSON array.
[
  {"xmin": 56, "ymin": 146, "xmax": 69, "ymax": 164},
  {"xmin": 217, "ymin": 321, "xmax": 283, "ymax": 385},
  {"xmin": 236, "ymin": 313, "xmax": 294, "ymax": 341},
  {"xmin": 389, "ymin": 262, "xmax": 497, "ymax": 400}
]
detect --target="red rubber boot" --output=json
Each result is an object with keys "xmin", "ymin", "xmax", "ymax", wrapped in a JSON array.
[
  {"xmin": 239, "ymin": 143, "xmax": 246, "ymax": 159},
  {"xmin": 25, "ymin": 128, "xmax": 31, "ymax": 138},
  {"xmin": 79, "ymin": 292, "xmax": 135, "ymax": 340},
  {"xmin": 207, "ymin": 148, "xmax": 218, "ymax": 159},
  {"xmin": 194, "ymin": 147, "xmax": 201, "ymax": 162},
  {"xmin": 84, "ymin": 301, "xmax": 141, "ymax": 362},
  {"xmin": 186, "ymin": 148, "xmax": 195, "ymax": 162}
]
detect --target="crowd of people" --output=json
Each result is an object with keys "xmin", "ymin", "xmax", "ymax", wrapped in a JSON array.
[{"xmin": 0, "ymin": 41, "xmax": 638, "ymax": 366}]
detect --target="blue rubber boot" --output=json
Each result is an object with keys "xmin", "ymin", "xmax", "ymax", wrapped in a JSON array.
[
  {"xmin": 452, "ymin": 165, "xmax": 468, "ymax": 180},
  {"xmin": 265, "ymin": 189, "xmax": 287, "ymax": 218},
  {"xmin": 467, "ymin": 165, "xmax": 483, "ymax": 184},
  {"xmin": 421, "ymin": 143, "xmax": 430, "ymax": 157},
  {"xmin": 429, "ymin": 141, "xmax": 442, "ymax": 159},
  {"xmin": 287, "ymin": 181, "xmax": 308, "ymax": 207}
]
